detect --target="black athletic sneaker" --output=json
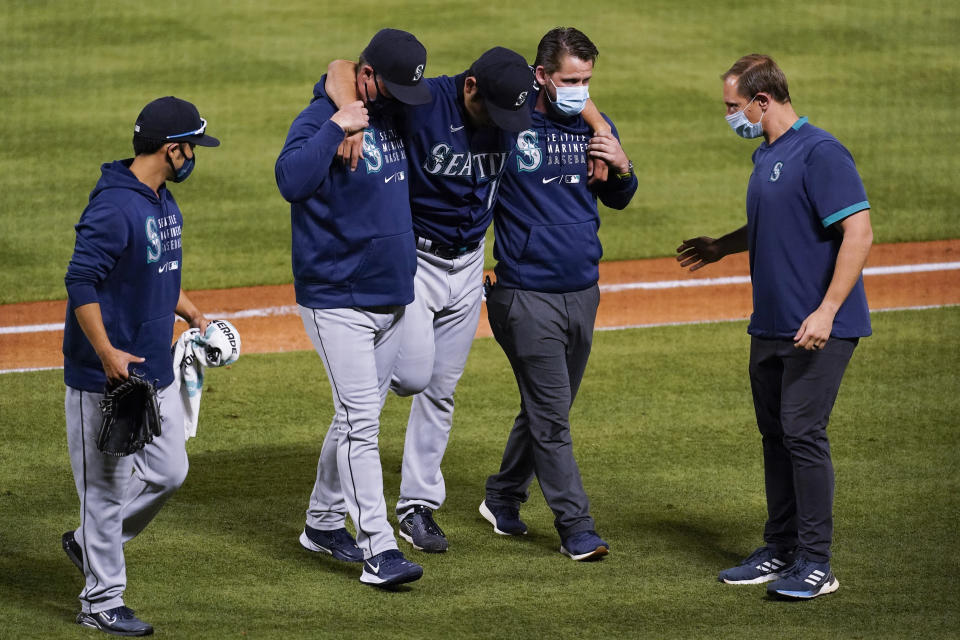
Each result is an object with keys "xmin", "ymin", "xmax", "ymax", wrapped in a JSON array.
[
  {"xmin": 76, "ymin": 606, "xmax": 153, "ymax": 636},
  {"xmin": 479, "ymin": 500, "xmax": 528, "ymax": 536},
  {"xmin": 299, "ymin": 524, "xmax": 363, "ymax": 562},
  {"xmin": 62, "ymin": 531, "xmax": 83, "ymax": 574},
  {"xmin": 398, "ymin": 505, "xmax": 448, "ymax": 553}
]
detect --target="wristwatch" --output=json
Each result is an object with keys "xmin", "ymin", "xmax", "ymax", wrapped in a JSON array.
[{"xmin": 616, "ymin": 160, "xmax": 634, "ymax": 180}]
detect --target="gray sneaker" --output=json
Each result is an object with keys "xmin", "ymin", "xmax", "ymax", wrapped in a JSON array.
[{"xmin": 398, "ymin": 505, "xmax": 448, "ymax": 553}]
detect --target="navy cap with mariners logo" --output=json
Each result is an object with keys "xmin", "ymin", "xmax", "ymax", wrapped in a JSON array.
[
  {"xmin": 469, "ymin": 47, "xmax": 534, "ymax": 132},
  {"xmin": 362, "ymin": 28, "xmax": 432, "ymax": 105},
  {"xmin": 134, "ymin": 96, "xmax": 220, "ymax": 147}
]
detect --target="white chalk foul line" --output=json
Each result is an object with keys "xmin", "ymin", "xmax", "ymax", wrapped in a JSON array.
[
  {"xmin": 2, "ymin": 261, "xmax": 958, "ymax": 336},
  {"xmin": 0, "ymin": 305, "xmax": 300, "ymax": 335},
  {"xmin": 599, "ymin": 260, "xmax": 960, "ymax": 293},
  {"xmin": 1, "ymin": 303, "xmax": 957, "ymax": 376}
]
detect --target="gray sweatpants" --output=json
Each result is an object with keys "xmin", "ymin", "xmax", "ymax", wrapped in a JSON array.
[
  {"xmin": 483, "ymin": 284, "xmax": 600, "ymax": 538},
  {"xmin": 391, "ymin": 243, "xmax": 485, "ymax": 519},
  {"xmin": 299, "ymin": 305, "xmax": 404, "ymax": 559},
  {"xmin": 65, "ymin": 383, "xmax": 188, "ymax": 613}
]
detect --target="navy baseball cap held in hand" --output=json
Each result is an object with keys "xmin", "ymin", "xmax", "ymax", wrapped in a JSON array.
[
  {"xmin": 362, "ymin": 28, "xmax": 432, "ymax": 105},
  {"xmin": 470, "ymin": 47, "xmax": 534, "ymax": 132},
  {"xmin": 134, "ymin": 96, "xmax": 220, "ymax": 147}
]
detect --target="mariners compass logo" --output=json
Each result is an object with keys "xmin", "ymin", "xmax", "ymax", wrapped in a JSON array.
[
  {"xmin": 145, "ymin": 216, "xmax": 161, "ymax": 263},
  {"xmin": 769, "ymin": 161, "xmax": 783, "ymax": 182}
]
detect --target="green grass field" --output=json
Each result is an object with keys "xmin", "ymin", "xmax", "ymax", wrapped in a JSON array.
[
  {"xmin": 2, "ymin": 0, "xmax": 959, "ymax": 303},
  {"xmin": 2, "ymin": 2, "xmax": 958, "ymax": 638},
  {"xmin": 1, "ymin": 309, "xmax": 958, "ymax": 638}
]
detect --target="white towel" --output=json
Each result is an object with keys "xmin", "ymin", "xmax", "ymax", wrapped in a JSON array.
[{"xmin": 171, "ymin": 320, "xmax": 242, "ymax": 440}]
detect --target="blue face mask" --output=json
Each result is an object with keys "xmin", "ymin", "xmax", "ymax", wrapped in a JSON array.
[
  {"xmin": 167, "ymin": 144, "xmax": 195, "ymax": 183},
  {"xmin": 548, "ymin": 78, "xmax": 589, "ymax": 117},
  {"xmin": 725, "ymin": 95, "xmax": 765, "ymax": 139}
]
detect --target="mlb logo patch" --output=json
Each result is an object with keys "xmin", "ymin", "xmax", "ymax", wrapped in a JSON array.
[{"xmin": 563, "ymin": 175, "xmax": 581, "ymax": 184}]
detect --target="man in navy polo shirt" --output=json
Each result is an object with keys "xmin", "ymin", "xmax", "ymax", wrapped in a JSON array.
[{"xmin": 676, "ymin": 54, "xmax": 873, "ymax": 600}]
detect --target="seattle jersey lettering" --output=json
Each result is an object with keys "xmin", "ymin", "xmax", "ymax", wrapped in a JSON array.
[{"xmin": 423, "ymin": 142, "xmax": 509, "ymax": 180}]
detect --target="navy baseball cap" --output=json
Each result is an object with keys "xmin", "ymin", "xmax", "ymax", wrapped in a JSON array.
[
  {"xmin": 362, "ymin": 29, "xmax": 432, "ymax": 105},
  {"xmin": 134, "ymin": 96, "xmax": 220, "ymax": 147},
  {"xmin": 469, "ymin": 47, "xmax": 534, "ymax": 132}
]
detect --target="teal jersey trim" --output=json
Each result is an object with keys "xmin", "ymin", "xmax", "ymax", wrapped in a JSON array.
[
  {"xmin": 822, "ymin": 200, "xmax": 869, "ymax": 227},
  {"xmin": 792, "ymin": 116, "xmax": 809, "ymax": 130}
]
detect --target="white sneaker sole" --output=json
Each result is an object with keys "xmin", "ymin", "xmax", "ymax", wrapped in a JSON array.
[
  {"xmin": 560, "ymin": 544, "xmax": 609, "ymax": 561},
  {"xmin": 479, "ymin": 501, "xmax": 527, "ymax": 536},
  {"xmin": 360, "ymin": 565, "xmax": 423, "ymax": 586},
  {"xmin": 771, "ymin": 576, "xmax": 840, "ymax": 599}
]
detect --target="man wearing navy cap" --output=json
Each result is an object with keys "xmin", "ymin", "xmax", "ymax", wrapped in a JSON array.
[
  {"xmin": 677, "ymin": 54, "xmax": 873, "ymax": 600},
  {"xmin": 325, "ymin": 45, "xmax": 535, "ymax": 554},
  {"xmin": 61, "ymin": 96, "xmax": 218, "ymax": 635},
  {"xmin": 276, "ymin": 28, "xmax": 431, "ymax": 588}
]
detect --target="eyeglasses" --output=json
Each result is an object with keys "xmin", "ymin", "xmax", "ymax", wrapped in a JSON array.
[{"xmin": 166, "ymin": 118, "xmax": 207, "ymax": 140}]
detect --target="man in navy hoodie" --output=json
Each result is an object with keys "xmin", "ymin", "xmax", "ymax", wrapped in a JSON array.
[
  {"xmin": 479, "ymin": 28, "xmax": 637, "ymax": 560},
  {"xmin": 275, "ymin": 29, "xmax": 432, "ymax": 588},
  {"xmin": 62, "ymin": 96, "xmax": 218, "ymax": 636}
]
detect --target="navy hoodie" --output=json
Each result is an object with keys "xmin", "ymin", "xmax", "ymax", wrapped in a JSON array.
[
  {"xmin": 275, "ymin": 75, "xmax": 416, "ymax": 309},
  {"xmin": 63, "ymin": 160, "xmax": 183, "ymax": 391},
  {"xmin": 492, "ymin": 102, "xmax": 637, "ymax": 293}
]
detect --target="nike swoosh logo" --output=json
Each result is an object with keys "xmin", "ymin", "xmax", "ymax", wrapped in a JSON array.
[
  {"xmin": 542, "ymin": 176, "xmax": 560, "ymax": 184},
  {"xmin": 366, "ymin": 561, "xmax": 380, "ymax": 573},
  {"xmin": 385, "ymin": 174, "xmax": 397, "ymax": 183},
  {"xmin": 449, "ymin": 124, "xmax": 464, "ymax": 132},
  {"xmin": 158, "ymin": 264, "xmax": 168, "ymax": 273}
]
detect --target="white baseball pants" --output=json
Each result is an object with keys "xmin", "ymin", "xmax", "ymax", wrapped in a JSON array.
[
  {"xmin": 65, "ymin": 383, "xmax": 188, "ymax": 613},
  {"xmin": 299, "ymin": 305, "xmax": 404, "ymax": 559},
  {"xmin": 391, "ymin": 242, "xmax": 485, "ymax": 518}
]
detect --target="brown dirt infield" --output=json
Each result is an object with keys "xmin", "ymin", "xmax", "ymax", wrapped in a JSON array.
[{"xmin": 2, "ymin": 239, "xmax": 958, "ymax": 372}]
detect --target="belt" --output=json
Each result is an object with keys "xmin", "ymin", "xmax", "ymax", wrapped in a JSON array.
[{"xmin": 416, "ymin": 236, "xmax": 480, "ymax": 260}]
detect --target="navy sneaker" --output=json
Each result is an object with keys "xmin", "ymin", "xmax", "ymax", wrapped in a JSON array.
[
  {"xmin": 398, "ymin": 506, "xmax": 448, "ymax": 553},
  {"xmin": 76, "ymin": 606, "xmax": 153, "ymax": 636},
  {"xmin": 718, "ymin": 546, "xmax": 794, "ymax": 584},
  {"xmin": 299, "ymin": 525, "xmax": 363, "ymax": 562},
  {"xmin": 767, "ymin": 554, "xmax": 839, "ymax": 599},
  {"xmin": 560, "ymin": 530, "xmax": 610, "ymax": 561},
  {"xmin": 479, "ymin": 500, "xmax": 528, "ymax": 536},
  {"xmin": 62, "ymin": 530, "xmax": 83, "ymax": 574},
  {"xmin": 359, "ymin": 549, "xmax": 424, "ymax": 587}
]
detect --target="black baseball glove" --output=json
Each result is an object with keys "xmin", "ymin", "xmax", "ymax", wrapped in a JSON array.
[{"xmin": 97, "ymin": 373, "xmax": 162, "ymax": 456}]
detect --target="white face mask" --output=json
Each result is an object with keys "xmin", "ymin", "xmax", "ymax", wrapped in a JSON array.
[
  {"xmin": 725, "ymin": 95, "xmax": 765, "ymax": 139},
  {"xmin": 549, "ymin": 78, "xmax": 589, "ymax": 116}
]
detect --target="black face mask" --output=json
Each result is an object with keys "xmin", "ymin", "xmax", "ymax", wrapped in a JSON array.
[{"xmin": 363, "ymin": 72, "xmax": 399, "ymax": 119}]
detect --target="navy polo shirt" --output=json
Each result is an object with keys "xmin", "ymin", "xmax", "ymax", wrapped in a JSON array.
[{"xmin": 746, "ymin": 117, "xmax": 871, "ymax": 339}]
